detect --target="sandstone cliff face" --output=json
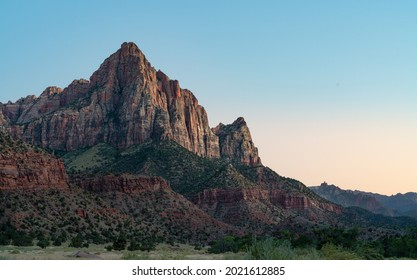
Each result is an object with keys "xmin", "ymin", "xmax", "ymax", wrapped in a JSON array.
[
  {"xmin": 0, "ymin": 95, "xmax": 37, "ymax": 125},
  {"xmin": 213, "ymin": 117, "xmax": 261, "ymax": 166},
  {"xmin": 2, "ymin": 42, "xmax": 219, "ymax": 158},
  {"xmin": 0, "ymin": 131, "xmax": 68, "ymax": 190},
  {"xmin": 74, "ymin": 174, "xmax": 170, "ymax": 194}
]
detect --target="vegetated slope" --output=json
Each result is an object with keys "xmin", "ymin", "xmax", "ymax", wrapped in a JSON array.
[
  {"xmin": 0, "ymin": 178, "xmax": 238, "ymax": 247},
  {"xmin": 0, "ymin": 131, "xmax": 237, "ymax": 246},
  {"xmin": 355, "ymin": 191, "xmax": 417, "ymax": 219},
  {"xmin": 339, "ymin": 207, "xmax": 417, "ymax": 230},
  {"xmin": 62, "ymin": 140, "xmax": 342, "ymax": 232}
]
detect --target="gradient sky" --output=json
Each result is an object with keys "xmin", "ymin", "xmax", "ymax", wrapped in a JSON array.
[{"xmin": 1, "ymin": 0, "xmax": 416, "ymax": 195}]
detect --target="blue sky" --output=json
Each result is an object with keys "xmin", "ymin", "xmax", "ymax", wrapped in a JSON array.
[{"xmin": 1, "ymin": 0, "xmax": 416, "ymax": 194}]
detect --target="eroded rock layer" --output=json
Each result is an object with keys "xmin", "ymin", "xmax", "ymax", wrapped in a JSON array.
[{"xmin": 0, "ymin": 131, "xmax": 68, "ymax": 190}]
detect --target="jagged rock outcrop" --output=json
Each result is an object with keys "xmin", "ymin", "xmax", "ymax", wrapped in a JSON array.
[
  {"xmin": 213, "ymin": 117, "xmax": 261, "ymax": 166},
  {"xmin": 1, "ymin": 42, "xmax": 219, "ymax": 157},
  {"xmin": 0, "ymin": 131, "xmax": 68, "ymax": 190},
  {"xmin": 0, "ymin": 95, "xmax": 36, "ymax": 126}
]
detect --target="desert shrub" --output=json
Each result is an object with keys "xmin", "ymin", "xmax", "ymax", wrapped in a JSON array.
[
  {"xmin": 69, "ymin": 234, "xmax": 84, "ymax": 248},
  {"xmin": 291, "ymin": 234, "xmax": 314, "ymax": 248},
  {"xmin": 112, "ymin": 236, "xmax": 127, "ymax": 251},
  {"xmin": 139, "ymin": 238, "xmax": 156, "ymax": 252},
  {"xmin": 127, "ymin": 240, "xmax": 141, "ymax": 251},
  {"xmin": 52, "ymin": 238, "xmax": 62, "ymax": 246},
  {"xmin": 356, "ymin": 246, "xmax": 384, "ymax": 260},
  {"xmin": 105, "ymin": 245, "xmax": 113, "ymax": 251},
  {"xmin": 208, "ymin": 236, "xmax": 239, "ymax": 254},
  {"xmin": 319, "ymin": 243, "xmax": 360, "ymax": 260},
  {"xmin": 315, "ymin": 227, "xmax": 359, "ymax": 250},
  {"xmin": 37, "ymin": 238, "xmax": 50, "ymax": 249},
  {"xmin": 379, "ymin": 235, "xmax": 417, "ymax": 259},
  {"xmin": 11, "ymin": 231, "xmax": 34, "ymax": 246},
  {"xmin": 246, "ymin": 238, "xmax": 296, "ymax": 260},
  {"xmin": 0, "ymin": 233, "xmax": 10, "ymax": 245}
]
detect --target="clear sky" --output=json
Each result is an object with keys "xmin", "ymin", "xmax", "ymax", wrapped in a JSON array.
[{"xmin": 1, "ymin": 0, "xmax": 416, "ymax": 195}]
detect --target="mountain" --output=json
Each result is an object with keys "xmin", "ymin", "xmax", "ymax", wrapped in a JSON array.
[
  {"xmin": 2, "ymin": 42, "xmax": 414, "ymax": 246},
  {"xmin": 310, "ymin": 182, "xmax": 417, "ymax": 219},
  {"xmin": 1, "ymin": 42, "xmax": 219, "ymax": 158}
]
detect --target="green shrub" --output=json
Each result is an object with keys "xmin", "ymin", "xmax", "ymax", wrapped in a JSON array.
[
  {"xmin": 319, "ymin": 243, "xmax": 361, "ymax": 260},
  {"xmin": 12, "ymin": 232, "xmax": 34, "ymax": 246},
  {"xmin": 37, "ymin": 238, "xmax": 51, "ymax": 249},
  {"xmin": 246, "ymin": 238, "xmax": 296, "ymax": 260},
  {"xmin": 112, "ymin": 236, "xmax": 127, "ymax": 251},
  {"xmin": 69, "ymin": 234, "xmax": 84, "ymax": 248},
  {"xmin": 208, "ymin": 236, "xmax": 239, "ymax": 254}
]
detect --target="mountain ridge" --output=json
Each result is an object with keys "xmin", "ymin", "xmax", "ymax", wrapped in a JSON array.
[{"xmin": 310, "ymin": 182, "xmax": 417, "ymax": 219}]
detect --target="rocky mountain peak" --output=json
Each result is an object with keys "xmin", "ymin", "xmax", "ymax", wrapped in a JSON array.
[
  {"xmin": 232, "ymin": 117, "xmax": 246, "ymax": 126},
  {"xmin": 40, "ymin": 86, "xmax": 63, "ymax": 97},
  {"xmin": 2, "ymin": 42, "xmax": 220, "ymax": 157},
  {"xmin": 119, "ymin": 42, "xmax": 142, "ymax": 57},
  {"xmin": 213, "ymin": 117, "xmax": 262, "ymax": 166}
]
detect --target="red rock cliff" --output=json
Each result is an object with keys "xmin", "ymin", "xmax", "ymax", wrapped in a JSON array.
[
  {"xmin": 74, "ymin": 174, "xmax": 171, "ymax": 194},
  {"xmin": 0, "ymin": 131, "xmax": 68, "ymax": 190}
]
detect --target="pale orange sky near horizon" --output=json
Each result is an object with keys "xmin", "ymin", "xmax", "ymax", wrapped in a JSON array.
[{"xmin": 248, "ymin": 113, "xmax": 417, "ymax": 196}]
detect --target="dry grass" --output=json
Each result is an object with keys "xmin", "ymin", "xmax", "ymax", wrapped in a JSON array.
[{"xmin": 0, "ymin": 243, "xmax": 245, "ymax": 260}]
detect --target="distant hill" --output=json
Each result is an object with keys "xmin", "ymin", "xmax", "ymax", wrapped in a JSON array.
[
  {"xmin": 353, "ymin": 190, "xmax": 417, "ymax": 219},
  {"xmin": 310, "ymin": 182, "xmax": 417, "ymax": 219}
]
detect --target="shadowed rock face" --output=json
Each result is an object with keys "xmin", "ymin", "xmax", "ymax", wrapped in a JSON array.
[
  {"xmin": 190, "ymin": 187, "xmax": 342, "ymax": 229},
  {"xmin": 213, "ymin": 117, "xmax": 262, "ymax": 166},
  {"xmin": 1, "ymin": 42, "xmax": 220, "ymax": 158},
  {"xmin": 0, "ymin": 131, "xmax": 68, "ymax": 190}
]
